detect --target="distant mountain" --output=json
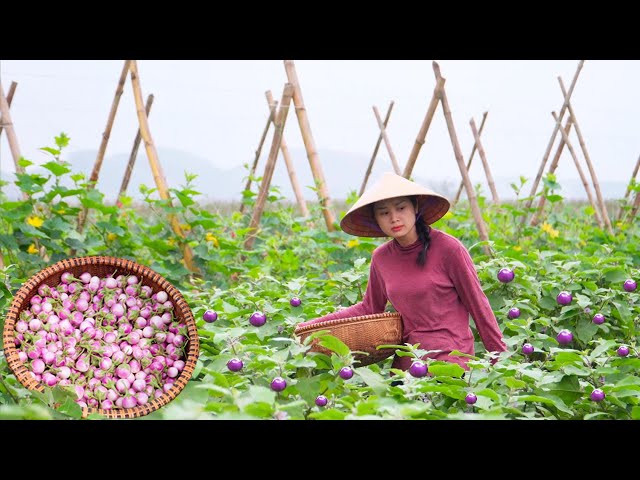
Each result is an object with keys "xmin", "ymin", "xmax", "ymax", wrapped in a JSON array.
[{"xmin": 0, "ymin": 147, "xmax": 631, "ymax": 203}]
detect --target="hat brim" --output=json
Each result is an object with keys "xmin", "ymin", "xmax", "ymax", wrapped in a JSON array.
[{"xmin": 339, "ymin": 173, "xmax": 450, "ymax": 237}]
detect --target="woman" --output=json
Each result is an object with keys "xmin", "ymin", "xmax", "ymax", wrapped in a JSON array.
[{"xmin": 298, "ymin": 172, "xmax": 506, "ymax": 371}]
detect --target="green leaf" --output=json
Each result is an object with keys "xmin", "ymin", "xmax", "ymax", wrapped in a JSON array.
[
  {"xmin": 538, "ymin": 296, "xmax": 558, "ymax": 311},
  {"xmin": 631, "ymin": 406, "xmax": 640, "ymax": 420},
  {"xmin": 584, "ymin": 411, "xmax": 610, "ymax": 420},
  {"xmin": 309, "ymin": 408, "xmax": 348, "ymax": 420},
  {"xmin": 562, "ymin": 365, "xmax": 591, "ymax": 376},
  {"xmin": 575, "ymin": 317, "xmax": 599, "ymax": 344},
  {"xmin": 515, "ymin": 394, "xmax": 573, "ymax": 415},
  {"xmin": 56, "ymin": 397, "xmax": 83, "ymax": 418},
  {"xmin": 243, "ymin": 402, "xmax": 275, "ymax": 418},
  {"xmin": 588, "ymin": 340, "xmax": 617, "ymax": 360},
  {"xmin": 505, "ymin": 377, "xmax": 527, "ymax": 389},
  {"xmin": 355, "ymin": 367, "xmax": 388, "ymax": 395},
  {"xmin": 428, "ymin": 362, "xmax": 465, "ymax": 378},
  {"xmin": 240, "ymin": 385, "xmax": 276, "ymax": 408},
  {"xmin": 603, "ymin": 268, "xmax": 628, "ymax": 283},
  {"xmin": 476, "ymin": 388, "xmax": 501, "ymax": 402},
  {"xmin": 41, "ymin": 161, "xmax": 71, "ymax": 177},
  {"xmin": 174, "ymin": 190, "xmax": 195, "ymax": 208},
  {"xmin": 318, "ymin": 334, "xmax": 351, "ymax": 357},
  {"xmin": 550, "ymin": 351, "xmax": 583, "ymax": 367}
]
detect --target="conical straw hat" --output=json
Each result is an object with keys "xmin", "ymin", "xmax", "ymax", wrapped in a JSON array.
[{"xmin": 340, "ymin": 172, "xmax": 450, "ymax": 237}]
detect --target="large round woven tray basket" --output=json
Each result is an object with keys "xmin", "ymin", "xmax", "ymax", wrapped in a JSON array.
[
  {"xmin": 2, "ymin": 256, "xmax": 200, "ymax": 419},
  {"xmin": 294, "ymin": 312, "xmax": 403, "ymax": 366}
]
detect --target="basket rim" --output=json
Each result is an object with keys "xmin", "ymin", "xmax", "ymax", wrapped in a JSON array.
[
  {"xmin": 294, "ymin": 311, "xmax": 401, "ymax": 335},
  {"xmin": 2, "ymin": 255, "xmax": 200, "ymax": 419}
]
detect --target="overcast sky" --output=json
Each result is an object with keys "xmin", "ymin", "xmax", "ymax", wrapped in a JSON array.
[{"xmin": 1, "ymin": 60, "xmax": 639, "ymax": 191}]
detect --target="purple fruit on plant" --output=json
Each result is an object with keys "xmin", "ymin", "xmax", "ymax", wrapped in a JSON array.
[
  {"xmin": 617, "ymin": 345, "xmax": 630, "ymax": 357},
  {"xmin": 556, "ymin": 291, "xmax": 573, "ymax": 306},
  {"xmin": 507, "ymin": 307, "xmax": 520, "ymax": 319},
  {"xmin": 249, "ymin": 311, "xmax": 267, "ymax": 327},
  {"xmin": 590, "ymin": 388, "xmax": 605, "ymax": 402},
  {"xmin": 270, "ymin": 376, "xmax": 287, "ymax": 392},
  {"xmin": 465, "ymin": 393, "xmax": 477, "ymax": 405},
  {"xmin": 290, "ymin": 297, "xmax": 302, "ymax": 307},
  {"xmin": 497, "ymin": 268, "xmax": 515, "ymax": 283},
  {"xmin": 203, "ymin": 310, "xmax": 218, "ymax": 323},
  {"xmin": 592, "ymin": 313, "xmax": 605, "ymax": 325},
  {"xmin": 522, "ymin": 343, "xmax": 534, "ymax": 355},
  {"xmin": 409, "ymin": 361, "xmax": 428, "ymax": 378},
  {"xmin": 227, "ymin": 358, "xmax": 243, "ymax": 372},
  {"xmin": 556, "ymin": 329, "xmax": 573, "ymax": 345},
  {"xmin": 623, "ymin": 279, "xmax": 637, "ymax": 292},
  {"xmin": 315, "ymin": 395, "xmax": 328, "ymax": 407},
  {"xmin": 339, "ymin": 366, "xmax": 354, "ymax": 380}
]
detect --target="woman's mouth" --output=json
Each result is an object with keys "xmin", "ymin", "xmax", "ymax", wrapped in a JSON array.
[{"xmin": 391, "ymin": 226, "xmax": 403, "ymax": 232}]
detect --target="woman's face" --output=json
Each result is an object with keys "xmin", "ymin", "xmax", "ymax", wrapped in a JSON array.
[{"xmin": 373, "ymin": 196, "xmax": 418, "ymax": 245}]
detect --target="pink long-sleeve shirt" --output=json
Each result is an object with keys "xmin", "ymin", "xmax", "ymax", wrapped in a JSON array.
[{"xmin": 300, "ymin": 228, "xmax": 507, "ymax": 370}]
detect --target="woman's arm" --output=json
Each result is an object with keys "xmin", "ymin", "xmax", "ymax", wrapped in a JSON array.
[
  {"xmin": 447, "ymin": 242, "xmax": 507, "ymax": 356},
  {"xmin": 297, "ymin": 259, "xmax": 388, "ymax": 327}
]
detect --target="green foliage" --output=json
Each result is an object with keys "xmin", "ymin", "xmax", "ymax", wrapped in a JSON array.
[{"xmin": 0, "ymin": 134, "xmax": 639, "ymax": 419}]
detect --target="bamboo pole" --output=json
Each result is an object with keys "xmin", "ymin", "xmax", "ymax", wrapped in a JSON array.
[
  {"xmin": 360, "ymin": 101, "xmax": 394, "ymax": 196},
  {"xmin": 284, "ymin": 60, "xmax": 336, "ymax": 231},
  {"xmin": 469, "ymin": 117, "xmax": 499, "ymax": 204},
  {"xmin": 550, "ymin": 111, "xmax": 603, "ymax": 227},
  {"xmin": 521, "ymin": 61, "xmax": 585, "ymax": 224},
  {"xmin": 433, "ymin": 62, "xmax": 491, "ymax": 255},
  {"xmin": 530, "ymin": 116, "xmax": 573, "ymax": 226},
  {"xmin": 627, "ymin": 186, "xmax": 640, "ymax": 223},
  {"xmin": 372, "ymin": 105, "xmax": 401, "ymax": 175},
  {"xmin": 0, "ymin": 80, "xmax": 18, "ymax": 267},
  {"xmin": 245, "ymin": 84, "xmax": 295, "ymax": 250},
  {"xmin": 453, "ymin": 111, "xmax": 488, "ymax": 206},
  {"xmin": 622, "ymin": 154, "xmax": 640, "ymax": 202},
  {"xmin": 118, "ymin": 93, "xmax": 154, "ymax": 203},
  {"xmin": 403, "ymin": 77, "xmax": 445, "ymax": 179},
  {"xmin": 77, "ymin": 60, "xmax": 131, "ymax": 232},
  {"xmin": 129, "ymin": 60, "xmax": 198, "ymax": 274},
  {"xmin": 239, "ymin": 97, "xmax": 277, "ymax": 214},
  {"xmin": 0, "ymin": 81, "xmax": 17, "ymax": 138},
  {"xmin": 557, "ymin": 77, "xmax": 613, "ymax": 235},
  {"xmin": 265, "ymin": 90, "xmax": 309, "ymax": 217},
  {"xmin": 0, "ymin": 82, "xmax": 25, "ymax": 176},
  {"xmin": 618, "ymin": 153, "xmax": 640, "ymax": 221}
]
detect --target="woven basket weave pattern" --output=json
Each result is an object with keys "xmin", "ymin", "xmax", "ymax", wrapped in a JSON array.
[
  {"xmin": 2, "ymin": 256, "xmax": 200, "ymax": 419},
  {"xmin": 294, "ymin": 312, "xmax": 402, "ymax": 366}
]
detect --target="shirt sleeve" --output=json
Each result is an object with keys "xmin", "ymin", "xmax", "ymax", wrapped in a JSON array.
[
  {"xmin": 297, "ymin": 257, "xmax": 388, "ymax": 327},
  {"xmin": 447, "ymin": 242, "xmax": 507, "ymax": 356}
]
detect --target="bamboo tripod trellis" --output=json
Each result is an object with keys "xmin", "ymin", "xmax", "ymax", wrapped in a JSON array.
[
  {"xmin": 521, "ymin": 60, "xmax": 584, "ymax": 227},
  {"xmin": 283, "ymin": 60, "xmax": 336, "ymax": 232},
  {"xmin": 0, "ymin": 80, "xmax": 19, "ymax": 269},
  {"xmin": 452, "ymin": 112, "xmax": 489, "ymax": 206},
  {"xmin": 0, "ymin": 80, "xmax": 28, "ymax": 201},
  {"xmin": 360, "ymin": 101, "xmax": 401, "ymax": 196},
  {"xmin": 402, "ymin": 62, "xmax": 491, "ymax": 255},
  {"xmin": 75, "ymin": 60, "xmax": 198, "ymax": 273},
  {"xmin": 118, "ymin": 93, "xmax": 154, "ymax": 204},
  {"xmin": 244, "ymin": 83, "xmax": 296, "ymax": 250},
  {"xmin": 617, "ymin": 154, "xmax": 640, "ymax": 222},
  {"xmin": 451, "ymin": 112, "xmax": 499, "ymax": 207},
  {"xmin": 529, "ymin": 73, "xmax": 613, "ymax": 235},
  {"xmin": 240, "ymin": 90, "xmax": 309, "ymax": 218}
]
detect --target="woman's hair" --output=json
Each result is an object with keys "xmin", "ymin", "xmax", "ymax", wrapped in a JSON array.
[{"xmin": 412, "ymin": 196, "xmax": 431, "ymax": 266}]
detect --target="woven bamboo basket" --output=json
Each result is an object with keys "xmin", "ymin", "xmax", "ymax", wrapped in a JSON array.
[
  {"xmin": 2, "ymin": 255, "xmax": 200, "ymax": 419},
  {"xmin": 294, "ymin": 312, "xmax": 403, "ymax": 366}
]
